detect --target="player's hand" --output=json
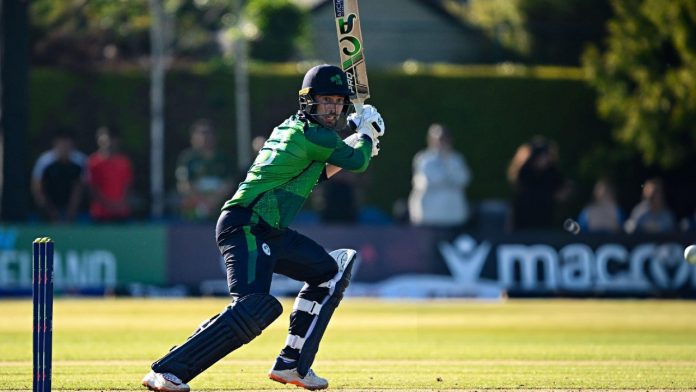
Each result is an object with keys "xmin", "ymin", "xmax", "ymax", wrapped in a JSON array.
[{"xmin": 348, "ymin": 104, "xmax": 386, "ymax": 139}]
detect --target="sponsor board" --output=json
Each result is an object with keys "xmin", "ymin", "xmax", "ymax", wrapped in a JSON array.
[
  {"xmin": 436, "ymin": 234, "xmax": 696, "ymax": 296},
  {"xmin": 301, "ymin": 228, "xmax": 696, "ymax": 298},
  {"xmin": 0, "ymin": 226, "xmax": 166, "ymax": 295},
  {"xmin": 4, "ymin": 224, "xmax": 693, "ymax": 298},
  {"xmin": 170, "ymin": 225, "xmax": 696, "ymax": 298}
]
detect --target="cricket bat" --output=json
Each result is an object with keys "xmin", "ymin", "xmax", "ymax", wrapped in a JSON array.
[{"xmin": 333, "ymin": 0, "xmax": 369, "ymax": 114}]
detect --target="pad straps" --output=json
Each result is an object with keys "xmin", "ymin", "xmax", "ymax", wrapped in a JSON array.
[{"xmin": 294, "ymin": 297, "xmax": 323, "ymax": 315}]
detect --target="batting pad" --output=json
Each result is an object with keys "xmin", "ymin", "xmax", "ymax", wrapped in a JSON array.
[
  {"xmin": 293, "ymin": 249, "xmax": 357, "ymax": 376},
  {"xmin": 152, "ymin": 293, "xmax": 282, "ymax": 382}
]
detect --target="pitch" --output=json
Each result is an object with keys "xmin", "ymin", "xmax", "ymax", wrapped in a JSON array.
[{"xmin": 1, "ymin": 298, "xmax": 695, "ymax": 391}]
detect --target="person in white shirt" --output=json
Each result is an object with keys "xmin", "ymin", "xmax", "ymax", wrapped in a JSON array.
[{"xmin": 408, "ymin": 123, "xmax": 471, "ymax": 228}]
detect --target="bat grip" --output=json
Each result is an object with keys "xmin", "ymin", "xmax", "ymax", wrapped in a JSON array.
[{"xmin": 353, "ymin": 100, "xmax": 364, "ymax": 115}]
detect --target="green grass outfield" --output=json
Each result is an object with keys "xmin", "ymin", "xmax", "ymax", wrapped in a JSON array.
[{"xmin": 1, "ymin": 298, "xmax": 696, "ymax": 391}]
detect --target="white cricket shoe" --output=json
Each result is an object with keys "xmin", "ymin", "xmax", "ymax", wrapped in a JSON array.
[
  {"xmin": 141, "ymin": 370, "xmax": 190, "ymax": 392},
  {"xmin": 269, "ymin": 368, "xmax": 328, "ymax": 390}
]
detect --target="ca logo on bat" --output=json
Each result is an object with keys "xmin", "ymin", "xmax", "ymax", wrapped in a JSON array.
[{"xmin": 336, "ymin": 14, "xmax": 361, "ymax": 96}]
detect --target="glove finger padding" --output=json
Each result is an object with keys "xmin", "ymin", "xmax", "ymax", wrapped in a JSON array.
[
  {"xmin": 361, "ymin": 105, "xmax": 386, "ymax": 137},
  {"xmin": 347, "ymin": 104, "xmax": 386, "ymax": 139}
]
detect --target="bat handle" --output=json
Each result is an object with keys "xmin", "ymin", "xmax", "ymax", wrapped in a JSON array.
[{"xmin": 353, "ymin": 100, "xmax": 364, "ymax": 115}]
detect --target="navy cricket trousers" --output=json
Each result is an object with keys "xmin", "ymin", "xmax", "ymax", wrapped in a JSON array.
[{"xmin": 215, "ymin": 207, "xmax": 338, "ymax": 297}]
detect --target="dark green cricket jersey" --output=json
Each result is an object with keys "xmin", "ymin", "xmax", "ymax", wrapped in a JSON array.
[{"xmin": 222, "ymin": 113, "xmax": 372, "ymax": 228}]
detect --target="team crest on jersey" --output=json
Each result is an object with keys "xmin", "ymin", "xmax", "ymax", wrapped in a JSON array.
[{"xmin": 262, "ymin": 243, "xmax": 271, "ymax": 256}]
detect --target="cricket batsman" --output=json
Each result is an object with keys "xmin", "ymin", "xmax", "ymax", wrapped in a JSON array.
[{"xmin": 141, "ymin": 64, "xmax": 385, "ymax": 391}]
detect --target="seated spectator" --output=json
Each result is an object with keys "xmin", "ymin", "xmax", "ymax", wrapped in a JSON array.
[
  {"xmin": 577, "ymin": 179, "xmax": 624, "ymax": 233},
  {"xmin": 176, "ymin": 119, "xmax": 236, "ymax": 220},
  {"xmin": 624, "ymin": 177, "xmax": 676, "ymax": 233},
  {"xmin": 86, "ymin": 126, "xmax": 133, "ymax": 222},
  {"xmin": 408, "ymin": 123, "xmax": 471, "ymax": 229},
  {"xmin": 31, "ymin": 130, "xmax": 86, "ymax": 222}
]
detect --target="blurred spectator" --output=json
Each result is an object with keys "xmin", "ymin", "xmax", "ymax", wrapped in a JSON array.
[
  {"xmin": 680, "ymin": 210, "xmax": 696, "ymax": 231},
  {"xmin": 31, "ymin": 130, "xmax": 87, "ymax": 222},
  {"xmin": 507, "ymin": 136, "xmax": 570, "ymax": 230},
  {"xmin": 408, "ymin": 123, "xmax": 471, "ymax": 229},
  {"xmin": 176, "ymin": 119, "xmax": 236, "ymax": 220},
  {"xmin": 577, "ymin": 179, "xmax": 624, "ymax": 233},
  {"xmin": 624, "ymin": 178, "xmax": 676, "ymax": 233},
  {"xmin": 86, "ymin": 126, "xmax": 133, "ymax": 222}
]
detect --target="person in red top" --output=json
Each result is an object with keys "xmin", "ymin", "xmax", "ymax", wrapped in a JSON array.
[{"xmin": 86, "ymin": 126, "xmax": 133, "ymax": 221}]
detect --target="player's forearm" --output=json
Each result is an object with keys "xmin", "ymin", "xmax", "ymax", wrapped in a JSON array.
[{"xmin": 326, "ymin": 137, "xmax": 371, "ymax": 172}]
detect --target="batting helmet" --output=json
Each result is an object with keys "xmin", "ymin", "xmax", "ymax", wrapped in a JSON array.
[{"xmin": 298, "ymin": 65, "xmax": 352, "ymax": 130}]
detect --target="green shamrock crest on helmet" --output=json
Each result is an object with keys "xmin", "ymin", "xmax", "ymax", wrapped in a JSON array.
[{"xmin": 330, "ymin": 75, "xmax": 343, "ymax": 85}]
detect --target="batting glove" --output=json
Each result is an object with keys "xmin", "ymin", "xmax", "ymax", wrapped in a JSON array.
[{"xmin": 348, "ymin": 104, "xmax": 386, "ymax": 139}]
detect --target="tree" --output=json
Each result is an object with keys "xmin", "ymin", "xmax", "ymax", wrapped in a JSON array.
[
  {"xmin": 28, "ymin": 0, "xmax": 309, "ymax": 67},
  {"xmin": 583, "ymin": 0, "xmax": 696, "ymax": 168},
  {"xmin": 30, "ymin": 0, "xmax": 152, "ymax": 67},
  {"xmin": 246, "ymin": 0, "xmax": 307, "ymax": 62}
]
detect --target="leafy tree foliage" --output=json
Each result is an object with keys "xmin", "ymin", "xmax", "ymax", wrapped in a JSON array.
[
  {"xmin": 246, "ymin": 0, "xmax": 307, "ymax": 62},
  {"xmin": 29, "ymin": 0, "xmax": 309, "ymax": 67},
  {"xmin": 583, "ymin": 0, "xmax": 696, "ymax": 168},
  {"xmin": 30, "ymin": 0, "xmax": 151, "ymax": 67}
]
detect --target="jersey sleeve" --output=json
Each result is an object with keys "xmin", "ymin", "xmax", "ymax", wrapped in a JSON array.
[
  {"xmin": 326, "ymin": 135, "xmax": 371, "ymax": 172},
  {"xmin": 304, "ymin": 124, "xmax": 372, "ymax": 172}
]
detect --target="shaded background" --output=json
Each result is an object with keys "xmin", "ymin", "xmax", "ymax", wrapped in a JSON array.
[{"xmin": 2, "ymin": 0, "xmax": 696, "ymax": 231}]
